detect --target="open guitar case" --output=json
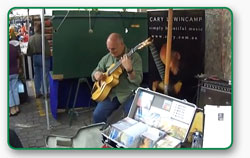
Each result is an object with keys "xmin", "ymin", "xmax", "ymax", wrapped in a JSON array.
[
  {"xmin": 45, "ymin": 123, "xmax": 105, "ymax": 148},
  {"xmin": 45, "ymin": 92, "xmax": 135, "ymax": 148},
  {"xmin": 101, "ymin": 87, "xmax": 197, "ymax": 148}
]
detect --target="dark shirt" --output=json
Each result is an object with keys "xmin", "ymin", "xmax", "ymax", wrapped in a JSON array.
[
  {"xmin": 91, "ymin": 47, "xmax": 143, "ymax": 104},
  {"xmin": 9, "ymin": 42, "xmax": 20, "ymax": 75},
  {"xmin": 27, "ymin": 33, "xmax": 50, "ymax": 57}
]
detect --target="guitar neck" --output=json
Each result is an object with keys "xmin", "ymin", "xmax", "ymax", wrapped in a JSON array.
[
  {"xmin": 107, "ymin": 37, "xmax": 152, "ymax": 76},
  {"xmin": 107, "ymin": 47, "xmax": 138, "ymax": 75},
  {"xmin": 149, "ymin": 44, "xmax": 165, "ymax": 80}
]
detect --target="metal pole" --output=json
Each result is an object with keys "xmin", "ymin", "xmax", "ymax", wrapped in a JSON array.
[
  {"xmin": 41, "ymin": 9, "xmax": 50, "ymax": 130},
  {"xmin": 27, "ymin": 9, "xmax": 33, "ymax": 80},
  {"xmin": 27, "ymin": 9, "xmax": 30, "ymax": 36},
  {"xmin": 22, "ymin": 9, "xmax": 30, "ymax": 80},
  {"xmin": 27, "ymin": 9, "xmax": 34, "ymax": 80}
]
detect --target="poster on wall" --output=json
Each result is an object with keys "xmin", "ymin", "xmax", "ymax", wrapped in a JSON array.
[{"xmin": 147, "ymin": 10, "xmax": 205, "ymax": 103}]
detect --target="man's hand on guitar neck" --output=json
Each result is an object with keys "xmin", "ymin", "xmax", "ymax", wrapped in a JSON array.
[
  {"xmin": 94, "ymin": 71, "xmax": 106, "ymax": 81},
  {"xmin": 120, "ymin": 54, "xmax": 132, "ymax": 72},
  {"xmin": 120, "ymin": 54, "xmax": 136, "ymax": 80}
]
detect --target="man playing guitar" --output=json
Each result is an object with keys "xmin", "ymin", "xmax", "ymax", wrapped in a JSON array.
[{"xmin": 91, "ymin": 33, "xmax": 143, "ymax": 123}]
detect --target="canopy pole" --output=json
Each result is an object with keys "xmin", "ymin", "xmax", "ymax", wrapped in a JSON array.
[
  {"xmin": 27, "ymin": 8, "xmax": 33, "ymax": 80},
  {"xmin": 41, "ymin": 9, "xmax": 50, "ymax": 130},
  {"xmin": 164, "ymin": 9, "xmax": 173, "ymax": 95}
]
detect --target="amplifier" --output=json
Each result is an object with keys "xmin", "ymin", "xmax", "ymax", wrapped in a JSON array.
[{"xmin": 196, "ymin": 79, "xmax": 231, "ymax": 108}]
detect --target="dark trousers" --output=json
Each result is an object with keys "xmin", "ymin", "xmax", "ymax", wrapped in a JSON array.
[{"xmin": 93, "ymin": 96, "xmax": 134, "ymax": 123}]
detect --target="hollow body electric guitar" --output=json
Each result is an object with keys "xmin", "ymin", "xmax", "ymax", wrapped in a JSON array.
[
  {"xmin": 150, "ymin": 43, "xmax": 182, "ymax": 94},
  {"xmin": 91, "ymin": 38, "xmax": 153, "ymax": 102}
]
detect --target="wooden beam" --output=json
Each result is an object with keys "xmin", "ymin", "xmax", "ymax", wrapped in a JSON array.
[{"xmin": 164, "ymin": 9, "xmax": 173, "ymax": 94}]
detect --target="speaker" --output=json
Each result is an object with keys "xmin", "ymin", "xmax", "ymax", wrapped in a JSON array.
[{"xmin": 196, "ymin": 79, "xmax": 231, "ymax": 108}]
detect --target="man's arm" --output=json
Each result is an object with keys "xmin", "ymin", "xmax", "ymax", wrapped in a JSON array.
[
  {"xmin": 126, "ymin": 53, "xmax": 143, "ymax": 86},
  {"xmin": 17, "ymin": 46, "xmax": 22, "ymax": 74},
  {"xmin": 91, "ymin": 55, "xmax": 107, "ymax": 82},
  {"xmin": 120, "ymin": 54, "xmax": 136, "ymax": 80},
  {"xmin": 26, "ymin": 37, "xmax": 33, "ymax": 56},
  {"xmin": 93, "ymin": 71, "xmax": 106, "ymax": 81}
]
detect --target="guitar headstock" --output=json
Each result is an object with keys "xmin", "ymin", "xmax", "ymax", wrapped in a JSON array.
[{"xmin": 137, "ymin": 37, "xmax": 154, "ymax": 50}]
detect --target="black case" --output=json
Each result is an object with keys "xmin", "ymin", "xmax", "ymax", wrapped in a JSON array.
[{"xmin": 102, "ymin": 87, "xmax": 197, "ymax": 148}]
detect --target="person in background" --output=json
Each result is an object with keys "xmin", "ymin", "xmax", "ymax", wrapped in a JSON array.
[
  {"xmin": 9, "ymin": 33, "xmax": 21, "ymax": 116},
  {"xmin": 27, "ymin": 22, "xmax": 50, "ymax": 98},
  {"xmin": 9, "ymin": 26, "xmax": 17, "ymax": 40},
  {"xmin": 22, "ymin": 31, "xmax": 29, "ymax": 43},
  {"xmin": 20, "ymin": 23, "xmax": 26, "ymax": 35},
  {"xmin": 159, "ymin": 43, "xmax": 197, "ymax": 103},
  {"xmin": 91, "ymin": 33, "xmax": 143, "ymax": 123}
]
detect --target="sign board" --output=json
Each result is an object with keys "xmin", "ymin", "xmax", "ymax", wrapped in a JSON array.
[{"xmin": 148, "ymin": 10, "xmax": 205, "ymax": 103}]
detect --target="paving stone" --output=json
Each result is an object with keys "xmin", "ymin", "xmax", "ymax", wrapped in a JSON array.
[
  {"xmin": 27, "ymin": 138, "xmax": 37, "ymax": 144},
  {"xmin": 36, "ymin": 139, "xmax": 46, "ymax": 147}
]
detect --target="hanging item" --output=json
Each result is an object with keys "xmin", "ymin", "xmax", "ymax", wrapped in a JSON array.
[{"xmin": 88, "ymin": 10, "xmax": 93, "ymax": 33}]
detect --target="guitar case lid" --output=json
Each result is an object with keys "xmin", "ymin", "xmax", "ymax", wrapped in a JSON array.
[{"xmin": 46, "ymin": 123, "xmax": 105, "ymax": 148}]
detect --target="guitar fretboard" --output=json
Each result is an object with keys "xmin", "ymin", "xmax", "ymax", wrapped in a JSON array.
[
  {"xmin": 149, "ymin": 44, "xmax": 165, "ymax": 80},
  {"xmin": 107, "ymin": 45, "xmax": 140, "ymax": 75}
]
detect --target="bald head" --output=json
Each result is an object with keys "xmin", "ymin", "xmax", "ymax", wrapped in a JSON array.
[
  {"xmin": 107, "ymin": 33, "xmax": 124, "ymax": 44},
  {"xmin": 106, "ymin": 33, "xmax": 125, "ymax": 58}
]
